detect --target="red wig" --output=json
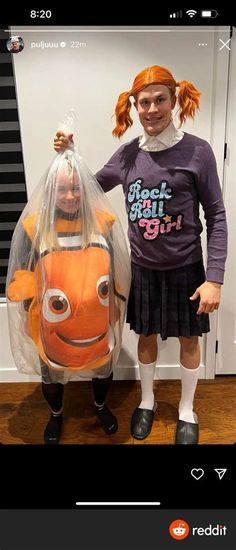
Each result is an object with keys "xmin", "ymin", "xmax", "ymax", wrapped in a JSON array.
[{"xmin": 112, "ymin": 65, "xmax": 201, "ymax": 138}]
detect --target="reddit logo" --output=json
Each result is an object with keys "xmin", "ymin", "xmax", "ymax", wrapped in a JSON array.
[{"xmin": 169, "ymin": 519, "xmax": 190, "ymax": 540}]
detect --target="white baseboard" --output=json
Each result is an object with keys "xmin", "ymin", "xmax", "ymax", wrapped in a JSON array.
[
  {"xmin": 0, "ymin": 364, "xmax": 206, "ymax": 383},
  {"xmin": 114, "ymin": 363, "xmax": 205, "ymax": 380},
  {"xmin": 0, "ymin": 369, "xmax": 41, "ymax": 383}
]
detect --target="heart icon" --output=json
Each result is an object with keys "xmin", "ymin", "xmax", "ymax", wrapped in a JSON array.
[{"xmin": 191, "ymin": 468, "xmax": 204, "ymax": 480}]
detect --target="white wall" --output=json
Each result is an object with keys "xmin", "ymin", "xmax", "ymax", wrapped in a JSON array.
[
  {"xmin": 0, "ymin": 25, "xmax": 230, "ymax": 381},
  {"xmin": 216, "ymin": 27, "xmax": 236, "ymax": 374}
]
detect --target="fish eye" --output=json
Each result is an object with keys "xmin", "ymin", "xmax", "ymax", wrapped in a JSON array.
[
  {"xmin": 96, "ymin": 275, "xmax": 110, "ymax": 306},
  {"xmin": 42, "ymin": 288, "xmax": 71, "ymax": 322},
  {"xmin": 49, "ymin": 296, "xmax": 68, "ymax": 313}
]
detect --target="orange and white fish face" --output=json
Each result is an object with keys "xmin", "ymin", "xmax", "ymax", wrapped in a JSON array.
[{"xmin": 36, "ymin": 245, "xmax": 113, "ymax": 369}]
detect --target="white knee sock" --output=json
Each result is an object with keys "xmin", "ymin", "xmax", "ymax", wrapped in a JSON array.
[
  {"xmin": 138, "ymin": 360, "xmax": 156, "ymax": 410},
  {"xmin": 179, "ymin": 363, "xmax": 201, "ymax": 423}
]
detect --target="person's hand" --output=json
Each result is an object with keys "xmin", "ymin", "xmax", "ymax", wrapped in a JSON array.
[
  {"xmin": 54, "ymin": 130, "xmax": 74, "ymax": 152},
  {"xmin": 190, "ymin": 281, "xmax": 221, "ymax": 314}
]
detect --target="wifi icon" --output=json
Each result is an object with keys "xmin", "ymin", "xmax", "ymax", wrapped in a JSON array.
[{"xmin": 186, "ymin": 9, "xmax": 197, "ymax": 18}]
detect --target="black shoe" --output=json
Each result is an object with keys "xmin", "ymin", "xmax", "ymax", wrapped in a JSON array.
[
  {"xmin": 175, "ymin": 419, "xmax": 199, "ymax": 444},
  {"xmin": 96, "ymin": 404, "xmax": 118, "ymax": 435},
  {"xmin": 131, "ymin": 404, "xmax": 157, "ymax": 440},
  {"xmin": 44, "ymin": 413, "xmax": 63, "ymax": 445}
]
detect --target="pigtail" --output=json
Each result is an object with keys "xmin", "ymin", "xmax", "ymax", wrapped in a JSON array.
[
  {"xmin": 177, "ymin": 80, "xmax": 201, "ymax": 126},
  {"xmin": 112, "ymin": 91, "xmax": 133, "ymax": 138}
]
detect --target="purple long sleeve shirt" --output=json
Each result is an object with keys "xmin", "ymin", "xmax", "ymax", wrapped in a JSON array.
[{"xmin": 96, "ymin": 133, "xmax": 227, "ymax": 284}]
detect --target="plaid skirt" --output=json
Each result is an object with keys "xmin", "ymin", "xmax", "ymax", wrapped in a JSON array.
[{"xmin": 127, "ymin": 260, "xmax": 210, "ymax": 340}]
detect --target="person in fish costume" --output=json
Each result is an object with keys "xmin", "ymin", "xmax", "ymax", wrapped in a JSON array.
[{"xmin": 6, "ymin": 147, "xmax": 130, "ymax": 444}]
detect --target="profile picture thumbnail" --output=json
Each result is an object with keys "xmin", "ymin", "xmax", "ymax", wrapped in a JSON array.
[{"xmin": 6, "ymin": 36, "xmax": 24, "ymax": 54}]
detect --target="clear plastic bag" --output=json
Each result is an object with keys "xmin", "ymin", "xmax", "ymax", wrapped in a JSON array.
[{"xmin": 6, "ymin": 114, "xmax": 131, "ymax": 382}]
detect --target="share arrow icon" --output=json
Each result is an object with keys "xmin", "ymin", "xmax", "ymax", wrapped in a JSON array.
[{"xmin": 214, "ymin": 468, "xmax": 227, "ymax": 480}]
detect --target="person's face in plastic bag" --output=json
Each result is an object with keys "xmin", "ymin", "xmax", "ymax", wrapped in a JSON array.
[{"xmin": 55, "ymin": 170, "xmax": 80, "ymax": 215}]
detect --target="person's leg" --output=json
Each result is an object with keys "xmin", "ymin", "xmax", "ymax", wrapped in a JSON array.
[
  {"xmin": 176, "ymin": 336, "xmax": 201, "ymax": 444},
  {"xmin": 92, "ymin": 373, "xmax": 118, "ymax": 435},
  {"xmin": 131, "ymin": 333, "xmax": 158, "ymax": 440},
  {"xmin": 42, "ymin": 382, "xmax": 64, "ymax": 444}
]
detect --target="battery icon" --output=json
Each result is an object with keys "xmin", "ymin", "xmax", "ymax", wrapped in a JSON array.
[{"xmin": 201, "ymin": 9, "xmax": 218, "ymax": 18}]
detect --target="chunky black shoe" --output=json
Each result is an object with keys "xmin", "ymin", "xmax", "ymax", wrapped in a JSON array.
[
  {"xmin": 96, "ymin": 404, "xmax": 118, "ymax": 435},
  {"xmin": 175, "ymin": 419, "xmax": 199, "ymax": 444},
  {"xmin": 44, "ymin": 413, "xmax": 63, "ymax": 445},
  {"xmin": 131, "ymin": 404, "xmax": 157, "ymax": 440}
]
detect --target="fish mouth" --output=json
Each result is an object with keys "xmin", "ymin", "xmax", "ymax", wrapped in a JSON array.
[
  {"xmin": 56, "ymin": 331, "xmax": 107, "ymax": 347},
  {"xmin": 45, "ymin": 326, "xmax": 115, "ymax": 369}
]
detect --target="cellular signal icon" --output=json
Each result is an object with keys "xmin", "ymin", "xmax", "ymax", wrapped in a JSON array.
[
  {"xmin": 169, "ymin": 10, "xmax": 182, "ymax": 18},
  {"xmin": 186, "ymin": 9, "xmax": 197, "ymax": 18}
]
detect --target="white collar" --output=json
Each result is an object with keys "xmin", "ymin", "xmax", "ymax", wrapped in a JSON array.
[{"xmin": 139, "ymin": 121, "xmax": 184, "ymax": 151}]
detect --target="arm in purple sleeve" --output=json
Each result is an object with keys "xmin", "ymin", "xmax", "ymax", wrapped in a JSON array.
[
  {"xmin": 195, "ymin": 142, "xmax": 228, "ymax": 284},
  {"xmin": 96, "ymin": 147, "xmax": 123, "ymax": 192}
]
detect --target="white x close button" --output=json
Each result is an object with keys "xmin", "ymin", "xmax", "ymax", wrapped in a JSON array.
[{"xmin": 219, "ymin": 38, "xmax": 231, "ymax": 51}]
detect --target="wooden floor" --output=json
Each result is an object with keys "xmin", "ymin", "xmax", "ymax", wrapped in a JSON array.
[{"xmin": 0, "ymin": 378, "xmax": 236, "ymax": 444}]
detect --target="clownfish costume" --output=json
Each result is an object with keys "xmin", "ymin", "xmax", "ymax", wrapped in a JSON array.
[{"xmin": 7, "ymin": 210, "xmax": 126, "ymax": 372}]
